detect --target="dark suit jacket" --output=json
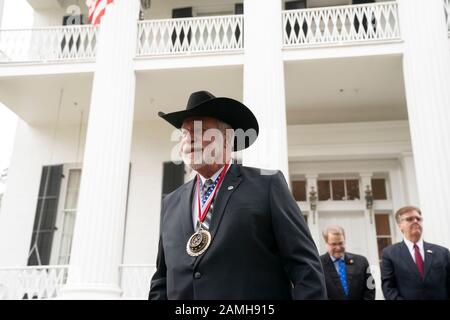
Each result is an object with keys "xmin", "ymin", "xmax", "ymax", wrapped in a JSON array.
[
  {"xmin": 149, "ymin": 165, "xmax": 327, "ymax": 300},
  {"xmin": 381, "ymin": 241, "xmax": 450, "ymax": 300},
  {"xmin": 320, "ymin": 252, "xmax": 375, "ymax": 300}
]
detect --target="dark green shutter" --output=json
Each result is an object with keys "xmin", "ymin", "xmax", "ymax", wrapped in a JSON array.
[
  {"xmin": 285, "ymin": 0, "xmax": 307, "ymax": 10},
  {"xmin": 28, "ymin": 165, "xmax": 63, "ymax": 266},
  {"xmin": 234, "ymin": 3, "xmax": 243, "ymax": 14},
  {"xmin": 160, "ymin": 162, "xmax": 185, "ymax": 232},
  {"xmin": 162, "ymin": 162, "xmax": 185, "ymax": 197},
  {"xmin": 172, "ymin": 7, "xmax": 193, "ymax": 18}
]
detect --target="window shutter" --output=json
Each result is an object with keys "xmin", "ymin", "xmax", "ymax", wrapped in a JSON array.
[
  {"xmin": 172, "ymin": 7, "xmax": 193, "ymax": 18},
  {"xmin": 28, "ymin": 165, "xmax": 63, "ymax": 266},
  {"xmin": 352, "ymin": 0, "xmax": 375, "ymax": 4},
  {"xmin": 285, "ymin": 0, "xmax": 307, "ymax": 10},
  {"xmin": 234, "ymin": 3, "xmax": 243, "ymax": 14},
  {"xmin": 162, "ymin": 162, "xmax": 185, "ymax": 197}
]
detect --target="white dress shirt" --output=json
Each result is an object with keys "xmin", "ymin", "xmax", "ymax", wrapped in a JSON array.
[
  {"xmin": 404, "ymin": 237, "xmax": 425, "ymax": 262},
  {"xmin": 191, "ymin": 163, "xmax": 232, "ymax": 229}
]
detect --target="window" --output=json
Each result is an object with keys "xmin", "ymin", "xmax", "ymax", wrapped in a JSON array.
[
  {"xmin": 318, "ymin": 180, "xmax": 331, "ymax": 201},
  {"xmin": 331, "ymin": 180, "xmax": 345, "ymax": 200},
  {"xmin": 292, "ymin": 180, "xmax": 306, "ymax": 201},
  {"xmin": 318, "ymin": 179, "xmax": 360, "ymax": 201},
  {"xmin": 375, "ymin": 213, "xmax": 393, "ymax": 262},
  {"xmin": 372, "ymin": 178, "xmax": 387, "ymax": 200},
  {"xmin": 57, "ymin": 169, "xmax": 81, "ymax": 265}
]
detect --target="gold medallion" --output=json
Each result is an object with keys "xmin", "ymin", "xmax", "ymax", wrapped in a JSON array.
[{"xmin": 186, "ymin": 228, "xmax": 211, "ymax": 257}]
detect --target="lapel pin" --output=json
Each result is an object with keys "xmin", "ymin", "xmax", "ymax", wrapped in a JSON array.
[
  {"xmin": 348, "ymin": 259, "xmax": 354, "ymax": 265},
  {"xmin": 227, "ymin": 186, "xmax": 234, "ymax": 190},
  {"xmin": 426, "ymin": 250, "xmax": 433, "ymax": 254}
]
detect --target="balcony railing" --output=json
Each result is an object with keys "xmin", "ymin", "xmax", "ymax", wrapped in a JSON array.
[
  {"xmin": 119, "ymin": 264, "xmax": 156, "ymax": 299},
  {"xmin": 282, "ymin": 2, "xmax": 400, "ymax": 47},
  {"xmin": 0, "ymin": 25, "xmax": 98, "ymax": 63},
  {"xmin": 137, "ymin": 15, "xmax": 244, "ymax": 57},
  {"xmin": 0, "ymin": 265, "xmax": 68, "ymax": 299},
  {"xmin": 0, "ymin": 264, "xmax": 156, "ymax": 299}
]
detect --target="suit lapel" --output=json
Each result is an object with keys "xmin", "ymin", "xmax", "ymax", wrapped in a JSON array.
[
  {"xmin": 193, "ymin": 165, "xmax": 242, "ymax": 268},
  {"xmin": 423, "ymin": 242, "xmax": 434, "ymax": 280},
  {"xmin": 344, "ymin": 254, "xmax": 355, "ymax": 293}
]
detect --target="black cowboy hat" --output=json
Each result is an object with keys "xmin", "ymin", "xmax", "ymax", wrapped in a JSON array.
[{"xmin": 158, "ymin": 91, "xmax": 259, "ymax": 150}]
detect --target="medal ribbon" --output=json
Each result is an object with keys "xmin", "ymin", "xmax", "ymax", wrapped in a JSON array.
[{"xmin": 196, "ymin": 163, "xmax": 230, "ymax": 224}]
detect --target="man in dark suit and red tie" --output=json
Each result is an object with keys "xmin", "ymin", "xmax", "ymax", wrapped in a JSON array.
[
  {"xmin": 148, "ymin": 90, "xmax": 327, "ymax": 300},
  {"xmin": 381, "ymin": 206, "xmax": 450, "ymax": 300},
  {"xmin": 320, "ymin": 225, "xmax": 375, "ymax": 300}
]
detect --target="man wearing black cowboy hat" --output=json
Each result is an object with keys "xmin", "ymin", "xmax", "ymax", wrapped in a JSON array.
[{"xmin": 149, "ymin": 91, "xmax": 327, "ymax": 300}]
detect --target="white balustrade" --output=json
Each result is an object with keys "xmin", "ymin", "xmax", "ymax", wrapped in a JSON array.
[
  {"xmin": 0, "ymin": 264, "xmax": 156, "ymax": 299},
  {"xmin": 0, "ymin": 265, "xmax": 68, "ymax": 300},
  {"xmin": 283, "ymin": 2, "xmax": 400, "ymax": 47},
  {"xmin": 137, "ymin": 15, "xmax": 243, "ymax": 56},
  {"xmin": 119, "ymin": 264, "xmax": 156, "ymax": 299},
  {"xmin": 0, "ymin": 25, "xmax": 98, "ymax": 63}
]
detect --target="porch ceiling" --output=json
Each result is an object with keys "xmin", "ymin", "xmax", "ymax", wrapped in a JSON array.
[
  {"xmin": 0, "ymin": 73, "xmax": 93, "ymax": 126},
  {"xmin": 285, "ymin": 55, "xmax": 408, "ymax": 125},
  {"xmin": 134, "ymin": 65, "xmax": 243, "ymax": 122}
]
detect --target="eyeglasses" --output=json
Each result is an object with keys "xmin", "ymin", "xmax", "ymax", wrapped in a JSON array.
[{"xmin": 401, "ymin": 216, "xmax": 423, "ymax": 223}]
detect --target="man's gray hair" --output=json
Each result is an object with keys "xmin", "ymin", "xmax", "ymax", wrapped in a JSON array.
[{"xmin": 322, "ymin": 225, "xmax": 346, "ymax": 242}]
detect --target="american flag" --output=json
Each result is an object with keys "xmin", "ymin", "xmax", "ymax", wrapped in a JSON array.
[{"xmin": 86, "ymin": 0, "xmax": 114, "ymax": 25}]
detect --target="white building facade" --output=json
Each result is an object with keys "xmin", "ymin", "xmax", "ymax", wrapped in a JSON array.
[{"xmin": 0, "ymin": 0, "xmax": 449, "ymax": 299}]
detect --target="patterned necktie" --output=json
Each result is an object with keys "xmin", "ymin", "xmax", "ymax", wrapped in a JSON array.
[
  {"xmin": 414, "ymin": 244, "xmax": 424, "ymax": 279},
  {"xmin": 198, "ymin": 178, "xmax": 215, "ymax": 230},
  {"xmin": 337, "ymin": 259, "xmax": 349, "ymax": 296}
]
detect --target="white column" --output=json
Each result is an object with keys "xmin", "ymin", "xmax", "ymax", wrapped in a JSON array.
[
  {"xmin": 306, "ymin": 174, "xmax": 320, "ymax": 246},
  {"xmin": 399, "ymin": 152, "xmax": 419, "ymax": 206},
  {"xmin": 61, "ymin": 0, "xmax": 140, "ymax": 298},
  {"xmin": 242, "ymin": 0, "xmax": 289, "ymax": 179},
  {"xmin": 397, "ymin": 0, "xmax": 450, "ymax": 248}
]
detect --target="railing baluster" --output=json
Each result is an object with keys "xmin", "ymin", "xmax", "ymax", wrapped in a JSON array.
[
  {"xmin": 0, "ymin": 266, "xmax": 69, "ymax": 300},
  {"xmin": 137, "ymin": 15, "xmax": 244, "ymax": 57},
  {"xmin": 282, "ymin": 2, "xmax": 401, "ymax": 47},
  {"xmin": 0, "ymin": 25, "xmax": 98, "ymax": 63}
]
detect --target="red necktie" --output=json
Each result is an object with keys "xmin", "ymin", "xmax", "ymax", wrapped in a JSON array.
[{"xmin": 414, "ymin": 244, "xmax": 424, "ymax": 279}]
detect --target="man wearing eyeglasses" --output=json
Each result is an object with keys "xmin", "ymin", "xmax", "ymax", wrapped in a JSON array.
[{"xmin": 381, "ymin": 206, "xmax": 450, "ymax": 300}]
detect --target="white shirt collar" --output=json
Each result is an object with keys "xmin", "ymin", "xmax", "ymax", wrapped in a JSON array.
[
  {"xmin": 403, "ymin": 237, "xmax": 425, "ymax": 261},
  {"xmin": 196, "ymin": 162, "xmax": 232, "ymax": 185},
  {"xmin": 329, "ymin": 254, "xmax": 345, "ymax": 262},
  {"xmin": 404, "ymin": 237, "xmax": 423, "ymax": 250}
]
